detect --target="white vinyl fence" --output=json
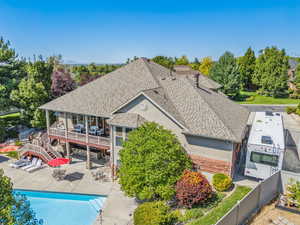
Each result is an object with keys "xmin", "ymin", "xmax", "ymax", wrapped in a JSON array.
[{"xmin": 215, "ymin": 170, "xmax": 300, "ymax": 225}]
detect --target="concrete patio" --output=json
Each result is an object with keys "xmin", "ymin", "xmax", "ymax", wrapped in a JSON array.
[{"xmin": 0, "ymin": 155, "xmax": 137, "ymax": 225}]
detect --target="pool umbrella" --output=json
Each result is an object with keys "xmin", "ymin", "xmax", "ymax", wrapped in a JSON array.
[{"xmin": 48, "ymin": 158, "xmax": 69, "ymax": 167}]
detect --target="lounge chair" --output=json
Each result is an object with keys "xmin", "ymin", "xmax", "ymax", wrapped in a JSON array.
[
  {"xmin": 10, "ymin": 157, "xmax": 30, "ymax": 168},
  {"xmin": 22, "ymin": 157, "xmax": 38, "ymax": 170},
  {"xmin": 26, "ymin": 159, "xmax": 43, "ymax": 172}
]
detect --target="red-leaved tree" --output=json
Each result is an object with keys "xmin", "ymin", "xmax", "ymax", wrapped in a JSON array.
[
  {"xmin": 175, "ymin": 170, "xmax": 213, "ymax": 208},
  {"xmin": 51, "ymin": 68, "xmax": 76, "ymax": 97}
]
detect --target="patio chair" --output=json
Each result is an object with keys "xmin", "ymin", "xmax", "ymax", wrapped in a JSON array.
[
  {"xmin": 21, "ymin": 157, "xmax": 38, "ymax": 170},
  {"xmin": 74, "ymin": 124, "xmax": 85, "ymax": 133},
  {"xmin": 10, "ymin": 157, "xmax": 30, "ymax": 168},
  {"xmin": 26, "ymin": 159, "xmax": 43, "ymax": 172},
  {"xmin": 89, "ymin": 126, "xmax": 99, "ymax": 136}
]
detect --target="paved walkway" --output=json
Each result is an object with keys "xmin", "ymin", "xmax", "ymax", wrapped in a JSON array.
[{"xmin": 0, "ymin": 155, "xmax": 136, "ymax": 225}]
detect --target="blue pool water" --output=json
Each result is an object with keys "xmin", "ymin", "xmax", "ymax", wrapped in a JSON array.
[{"xmin": 14, "ymin": 190, "xmax": 106, "ymax": 225}]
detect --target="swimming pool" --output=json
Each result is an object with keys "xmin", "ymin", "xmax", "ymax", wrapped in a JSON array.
[{"xmin": 14, "ymin": 190, "xmax": 107, "ymax": 225}]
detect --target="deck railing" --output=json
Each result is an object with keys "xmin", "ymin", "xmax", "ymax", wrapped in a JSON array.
[
  {"xmin": 49, "ymin": 128, "xmax": 110, "ymax": 147},
  {"xmin": 19, "ymin": 143, "xmax": 53, "ymax": 161}
]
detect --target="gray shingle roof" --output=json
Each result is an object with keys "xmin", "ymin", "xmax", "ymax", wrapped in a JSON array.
[
  {"xmin": 107, "ymin": 113, "xmax": 147, "ymax": 128},
  {"xmin": 40, "ymin": 58, "xmax": 249, "ymax": 142}
]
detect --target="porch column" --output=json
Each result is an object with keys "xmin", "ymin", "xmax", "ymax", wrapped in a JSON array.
[
  {"xmin": 85, "ymin": 115, "xmax": 91, "ymax": 169},
  {"xmin": 110, "ymin": 125, "xmax": 115, "ymax": 179},
  {"xmin": 45, "ymin": 109, "xmax": 50, "ymax": 135},
  {"xmin": 65, "ymin": 112, "xmax": 70, "ymax": 160}
]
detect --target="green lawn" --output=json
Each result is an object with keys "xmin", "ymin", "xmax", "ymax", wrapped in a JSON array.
[
  {"xmin": 236, "ymin": 91, "xmax": 300, "ymax": 105},
  {"xmin": 187, "ymin": 186, "xmax": 252, "ymax": 225}
]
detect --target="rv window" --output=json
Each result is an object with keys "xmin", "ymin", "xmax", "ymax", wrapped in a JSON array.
[
  {"xmin": 261, "ymin": 136, "xmax": 273, "ymax": 145},
  {"xmin": 250, "ymin": 152, "xmax": 278, "ymax": 167}
]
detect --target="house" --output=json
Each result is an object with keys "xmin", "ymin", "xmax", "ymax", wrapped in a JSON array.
[
  {"xmin": 288, "ymin": 59, "xmax": 299, "ymax": 92},
  {"xmin": 40, "ymin": 58, "xmax": 250, "ymax": 176}
]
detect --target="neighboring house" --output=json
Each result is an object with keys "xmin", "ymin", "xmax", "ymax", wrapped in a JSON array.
[
  {"xmin": 40, "ymin": 58, "xmax": 249, "ymax": 177},
  {"xmin": 288, "ymin": 59, "xmax": 299, "ymax": 91}
]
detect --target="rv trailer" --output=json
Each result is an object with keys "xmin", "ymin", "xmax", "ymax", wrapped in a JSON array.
[{"xmin": 244, "ymin": 111, "xmax": 285, "ymax": 180}]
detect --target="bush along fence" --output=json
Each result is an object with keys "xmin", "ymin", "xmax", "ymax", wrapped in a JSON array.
[{"xmin": 215, "ymin": 170, "xmax": 300, "ymax": 225}]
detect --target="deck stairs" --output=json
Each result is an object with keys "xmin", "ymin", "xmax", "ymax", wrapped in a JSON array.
[{"xmin": 19, "ymin": 132, "xmax": 62, "ymax": 163}]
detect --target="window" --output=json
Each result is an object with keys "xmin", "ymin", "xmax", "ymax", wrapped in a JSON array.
[
  {"xmin": 261, "ymin": 136, "xmax": 273, "ymax": 145},
  {"xmin": 250, "ymin": 152, "xmax": 279, "ymax": 167},
  {"xmin": 115, "ymin": 137, "xmax": 123, "ymax": 147},
  {"xmin": 72, "ymin": 114, "xmax": 77, "ymax": 125},
  {"xmin": 115, "ymin": 127, "xmax": 123, "ymax": 147},
  {"xmin": 125, "ymin": 128, "xmax": 133, "ymax": 140}
]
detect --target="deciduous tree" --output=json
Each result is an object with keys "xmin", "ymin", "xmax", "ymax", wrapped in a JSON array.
[
  {"xmin": 152, "ymin": 56, "xmax": 175, "ymax": 69},
  {"xmin": 51, "ymin": 68, "xmax": 76, "ymax": 97},
  {"xmin": 119, "ymin": 122, "xmax": 192, "ymax": 200},
  {"xmin": 199, "ymin": 57, "xmax": 213, "ymax": 75},
  {"xmin": 237, "ymin": 47, "xmax": 256, "ymax": 90},
  {"xmin": 175, "ymin": 55, "xmax": 189, "ymax": 65},
  {"xmin": 11, "ymin": 57, "xmax": 54, "ymax": 127},
  {"xmin": 0, "ymin": 169, "xmax": 42, "ymax": 225},
  {"xmin": 253, "ymin": 47, "xmax": 289, "ymax": 97},
  {"xmin": 209, "ymin": 52, "xmax": 242, "ymax": 98}
]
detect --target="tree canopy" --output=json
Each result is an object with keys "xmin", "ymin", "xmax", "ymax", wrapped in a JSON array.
[
  {"xmin": 51, "ymin": 68, "xmax": 76, "ymax": 97},
  {"xmin": 253, "ymin": 47, "xmax": 289, "ymax": 97},
  {"xmin": 199, "ymin": 57, "xmax": 213, "ymax": 75},
  {"xmin": 209, "ymin": 51, "xmax": 242, "ymax": 98},
  {"xmin": 237, "ymin": 47, "xmax": 256, "ymax": 90},
  {"xmin": 119, "ymin": 122, "xmax": 192, "ymax": 201},
  {"xmin": 175, "ymin": 55, "xmax": 189, "ymax": 65},
  {"xmin": 0, "ymin": 37, "xmax": 26, "ymax": 111},
  {"xmin": 152, "ymin": 56, "xmax": 175, "ymax": 69},
  {"xmin": 11, "ymin": 57, "xmax": 54, "ymax": 128},
  {"xmin": 0, "ymin": 169, "xmax": 42, "ymax": 225}
]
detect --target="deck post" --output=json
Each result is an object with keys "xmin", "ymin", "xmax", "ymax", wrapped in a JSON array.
[
  {"xmin": 85, "ymin": 115, "xmax": 91, "ymax": 169},
  {"xmin": 64, "ymin": 112, "xmax": 70, "ymax": 161},
  {"xmin": 45, "ymin": 109, "xmax": 50, "ymax": 135},
  {"xmin": 110, "ymin": 125, "xmax": 115, "ymax": 179}
]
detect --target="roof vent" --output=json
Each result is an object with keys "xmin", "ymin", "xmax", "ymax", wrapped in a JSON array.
[
  {"xmin": 261, "ymin": 135, "xmax": 273, "ymax": 145},
  {"xmin": 265, "ymin": 111, "xmax": 273, "ymax": 116}
]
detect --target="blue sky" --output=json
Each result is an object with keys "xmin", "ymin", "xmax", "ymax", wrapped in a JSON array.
[{"xmin": 1, "ymin": 0, "xmax": 300, "ymax": 63}]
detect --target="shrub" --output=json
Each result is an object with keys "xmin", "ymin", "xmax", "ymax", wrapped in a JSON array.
[
  {"xmin": 175, "ymin": 170, "xmax": 213, "ymax": 208},
  {"xmin": 133, "ymin": 201, "xmax": 176, "ymax": 225},
  {"xmin": 245, "ymin": 95, "xmax": 255, "ymax": 102},
  {"xmin": 212, "ymin": 173, "xmax": 233, "ymax": 192},
  {"xmin": 287, "ymin": 179, "xmax": 300, "ymax": 207},
  {"xmin": 6, "ymin": 151, "xmax": 19, "ymax": 159},
  {"xmin": 286, "ymin": 106, "xmax": 296, "ymax": 114},
  {"xmin": 15, "ymin": 140, "xmax": 23, "ymax": 146},
  {"xmin": 119, "ymin": 122, "xmax": 192, "ymax": 201}
]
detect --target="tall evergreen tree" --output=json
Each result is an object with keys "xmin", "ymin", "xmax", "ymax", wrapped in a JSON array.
[
  {"xmin": 209, "ymin": 51, "xmax": 242, "ymax": 98},
  {"xmin": 0, "ymin": 37, "xmax": 26, "ymax": 111},
  {"xmin": 237, "ymin": 47, "xmax": 256, "ymax": 90},
  {"xmin": 253, "ymin": 47, "xmax": 289, "ymax": 97}
]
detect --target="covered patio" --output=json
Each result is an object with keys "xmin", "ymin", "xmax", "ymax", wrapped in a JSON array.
[{"xmin": 45, "ymin": 110, "xmax": 111, "ymax": 169}]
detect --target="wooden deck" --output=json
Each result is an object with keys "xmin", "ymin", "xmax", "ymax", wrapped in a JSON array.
[{"xmin": 49, "ymin": 128, "xmax": 110, "ymax": 150}]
